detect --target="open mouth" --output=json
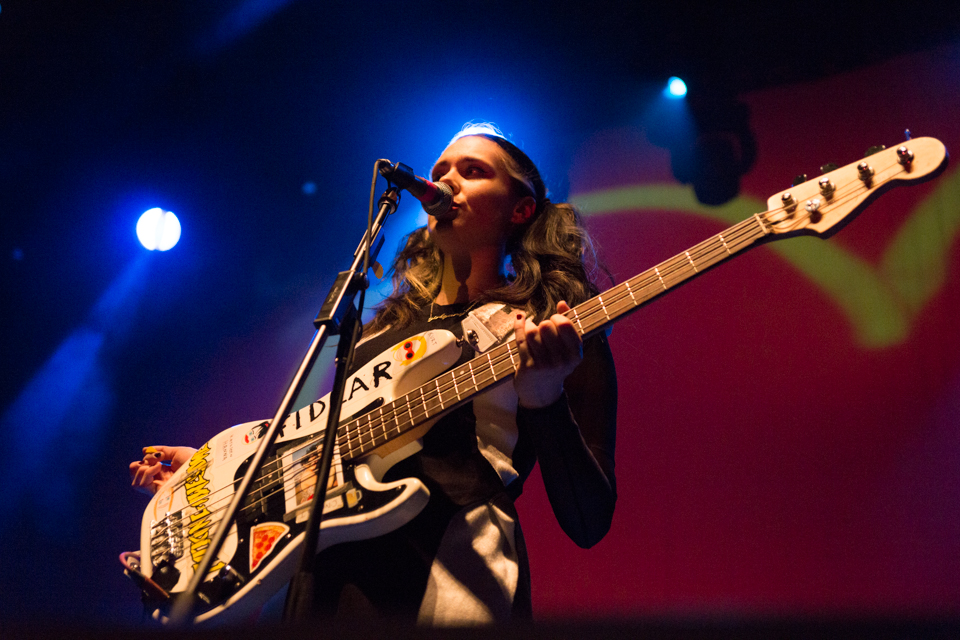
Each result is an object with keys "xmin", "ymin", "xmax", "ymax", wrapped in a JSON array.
[{"xmin": 432, "ymin": 203, "xmax": 459, "ymax": 221}]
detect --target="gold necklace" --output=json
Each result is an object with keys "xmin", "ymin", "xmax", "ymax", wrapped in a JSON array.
[{"xmin": 427, "ymin": 299, "xmax": 481, "ymax": 322}]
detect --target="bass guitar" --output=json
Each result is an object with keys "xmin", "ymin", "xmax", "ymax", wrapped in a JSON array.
[{"xmin": 124, "ymin": 137, "xmax": 947, "ymax": 624}]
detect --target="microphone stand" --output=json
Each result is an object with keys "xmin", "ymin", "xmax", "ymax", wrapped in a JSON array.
[{"xmin": 167, "ymin": 178, "xmax": 401, "ymax": 627}]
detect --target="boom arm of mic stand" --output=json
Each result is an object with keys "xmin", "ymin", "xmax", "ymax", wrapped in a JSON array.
[{"xmin": 166, "ymin": 186, "xmax": 401, "ymax": 627}]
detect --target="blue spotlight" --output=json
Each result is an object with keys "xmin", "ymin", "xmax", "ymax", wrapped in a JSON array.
[
  {"xmin": 665, "ymin": 77, "xmax": 687, "ymax": 99},
  {"xmin": 136, "ymin": 208, "xmax": 181, "ymax": 251}
]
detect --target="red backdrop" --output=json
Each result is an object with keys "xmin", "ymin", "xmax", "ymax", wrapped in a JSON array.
[
  {"xmin": 519, "ymin": 45, "xmax": 960, "ymax": 617},
  {"xmin": 169, "ymin": 45, "xmax": 960, "ymax": 621}
]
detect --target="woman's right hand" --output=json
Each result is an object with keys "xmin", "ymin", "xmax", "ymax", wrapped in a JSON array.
[{"xmin": 129, "ymin": 446, "xmax": 197, "ymax": 495}]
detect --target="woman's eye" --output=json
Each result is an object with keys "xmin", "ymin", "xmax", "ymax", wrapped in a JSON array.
[{"xmin": 464, "ymin": 166, "xmax": 484, "ymax": 177}]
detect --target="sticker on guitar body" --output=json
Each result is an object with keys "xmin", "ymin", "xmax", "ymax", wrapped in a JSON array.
[
  {"xmin": 249, "ymin": 522, "xmax": 289, "ymax": 572},
  {"xmin": 281, "ymin": 441, "xmax": 347, "ymax": 523},
  {"xmin": 184, "ymin": 443, "xmax": 226, "ymax": 573}
]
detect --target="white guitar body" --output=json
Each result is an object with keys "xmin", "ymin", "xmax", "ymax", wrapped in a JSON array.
[{"xmin": 138, "ymin": 329, "xmax": 462, "ymax": 624}]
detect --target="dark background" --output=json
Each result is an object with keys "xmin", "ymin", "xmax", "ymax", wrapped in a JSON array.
[{"xmin": 2, "ymin": 0, "xmax": 959, "ymax": 630}]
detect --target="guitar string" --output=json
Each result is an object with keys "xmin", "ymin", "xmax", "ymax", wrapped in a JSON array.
[
  {"xmin": 331, "ymin": 156, "xmax": 902, "ymax": 463},
  {"xmin": 150, "ymin": 156, "xmax": 885, "ymax": 503},
  {"xmin": 148, "ymin": 223, "xmax": 766, "ymax": 545},
  {"xmin": 148, "ymin": 161, "xmax": 906, "ymax": 547},
  {"xmin": 325, "ymin": 157, "xmax": 899, "ymax": 470},
  {"xmin": 146, "ymin": 211, "xmax": 793, "ymax": 542},
  {"xmin": 150, "ymin": 338, "xmax": 537, "ymax": 543},
  {"xmin": 147, "ymin": 212, "xmax": 811, "ymax": 549},
  {"xmin": 146, "ymin": 204, "xmax": 822, "ymax": 544},
  {"xmin": 329, "ymin": 157, "xmax": 901, "ymax": 462}
]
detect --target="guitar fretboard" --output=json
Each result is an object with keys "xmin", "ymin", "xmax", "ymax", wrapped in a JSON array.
[{"xmin": 335, "ymin": 212, "xmax": 772, "ymax": 461}]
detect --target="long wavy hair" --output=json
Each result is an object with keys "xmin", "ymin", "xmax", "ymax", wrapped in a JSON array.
[{"xmin": 366, "ymin": 126, "xmax": 607, "ymax": 334}]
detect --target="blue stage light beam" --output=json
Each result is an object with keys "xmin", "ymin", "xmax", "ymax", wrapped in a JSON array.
[
  {"xmin": 137, "ymin": 208, "xmax": 181, "ymax": 251},
  {"xmin": 0, "ymin": 256, "xmax": 148, "ymax": 537}
]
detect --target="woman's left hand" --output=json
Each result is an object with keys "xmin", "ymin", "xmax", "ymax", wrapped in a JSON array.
[{"xmin": 513, "ymin": 301, "xmax": 583, "ymax": 408}]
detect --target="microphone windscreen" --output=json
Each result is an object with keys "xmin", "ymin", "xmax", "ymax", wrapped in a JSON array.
[{"xmin": 423, "ymin": 182, "xmax": 453, "ymax": 216}]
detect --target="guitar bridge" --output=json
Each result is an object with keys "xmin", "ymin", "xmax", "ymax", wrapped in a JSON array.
[{"xmin": 150, "ymin": 512, "xmax": 184, "ymax": 564}]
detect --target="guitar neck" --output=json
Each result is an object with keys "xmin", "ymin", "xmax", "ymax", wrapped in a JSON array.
[
  {"xmin": 335, "ymin": 135, "xmax": 948, "ymax": 461},
  {"xmin": 336, "ymin": 212, "xmax": 772, "ymax": 461},
  {"xmin": 568, "ymin": 213, "xmax": 771, "ymax": 338}
]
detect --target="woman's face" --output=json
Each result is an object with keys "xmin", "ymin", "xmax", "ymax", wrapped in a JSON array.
[{"xmin": 428, "ymin": 136, "xmax": 532, "ymax": 257}]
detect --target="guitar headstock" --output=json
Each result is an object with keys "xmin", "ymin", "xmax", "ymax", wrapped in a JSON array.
[{"xmin": 763, "ymin": 137, "xmax": 948, "ymax": 238}]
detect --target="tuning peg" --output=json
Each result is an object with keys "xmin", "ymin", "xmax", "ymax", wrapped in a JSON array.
[
  {"xmin": 791, "ymin": 174, "xmax": 808, "ymax": 186},
  {"xmin": 820, "ymin": 162, "xmax": 838, "ymax": 173},
  {"xmin": 818, "ymin": 177, "xmax": 835, "ymax": 197},
  {"xmin": 864, "ymin": 145, "xmax": 886, "ymax": 157},
  {"xmin": 897, "ymin": 146, "xmax": 914, "ymax": 166}
]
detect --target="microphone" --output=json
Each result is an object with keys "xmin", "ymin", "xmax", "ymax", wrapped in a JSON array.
[{"xmin": 379, "ymin": 161, "xmax": 453, "ymax": 216}]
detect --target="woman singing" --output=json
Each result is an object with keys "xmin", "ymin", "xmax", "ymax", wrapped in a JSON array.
[{"xmin": 131, "ymin": 124, "xmax": 617, "ymax": 624}]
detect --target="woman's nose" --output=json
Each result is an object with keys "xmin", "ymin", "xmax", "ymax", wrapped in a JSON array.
[{"xmin": 437, "ymin": 174, "xmax": 459, "ymax": 194}]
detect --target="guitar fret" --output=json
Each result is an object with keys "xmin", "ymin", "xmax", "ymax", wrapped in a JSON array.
[
  {"xmin": 396, "ymin": 413, "xmax": 404, "ymax": 435},
  {"xmin": 350, "ymin": 419, "xmax": 365, "ymax": 451},
  {"xmin": 338, "ymin": 425, "xmax": 350, "ymax": 450},
  {"xmin": 475, "ymin": 360, "xmax": 486, "ymax": 385},
  {"xmin": 654, "ymin": 266, "xmax": 667, "ymax": 290},
  {"xmin": 416, "ymin": 387, "xmax": 428, "ymax": 421},
  {"xmin": 698, "ymin": 242, "xmax": 727, "ymax": 270},
  {"xmin": 570, "ymin": 306, "xmax": 585, "ymax": 335},
  {"xmin": 434, "ymin": 378, "xmax": 444, "ymax": 410},
  {"xmin": 383, "ymin": 408, "xmax": 404, "ymax": 437},
  {"xmin": 389, "ymin": 402, "xmax": 402, "ymax": 436},
  {"xmin": 507, "ymin": 343, "xmax": 518, "ymax": 372},
  {"xmin": 351, "ymin": 421, "xmax": 363, "ymax": 450},
  {"xmin": 362, "ymin": 413, "xmax": 373, "ymax": 447},
  {"xmin": 685, "ymin": 250, "xmax": 699, "ymax": 272},
  {"xmin": 346, "ymin": 422, "xmax": 359, "ymax": 455},
  {"xmin": 624, "ymin": 280, "xmax": 638, "ymax": 304},
  {"xmin": 597, "ymin": 294, "xmax": 611, "ymax": 321},
  {"xmin": 444, "ymin": 374, "xmax": 455, "ymax": 404},
  {"xmin": 718, "ymin": 233, "xmax": 732, "ymax": 254},
  {"xmin": 490, "ymin": 345, "xmax": 514, "ymax": 380},
  {"xmin": 405, "ymin": 396, "xmax": 415, "ymax": 426},
  {"xmin": 370, "ymin": 405, "xmax": 387, "ymax": 437},
  {"xmin": 365, "ymin": 414, "xmax": 377, "ymax": 447},
  {"xmin": 372, "ymin": 408, "xmax": 384, "ymax": 444},
  {"xmin": 451, "ymin": 371, "xmax": 460, "ymax": 401},
  {"xmin": 376, "ymin": 406, "xmax": 389, "ymax": 440},
  {"xmin": 365, "ymin": 418, "xmax": 378, "ymax": 449}
]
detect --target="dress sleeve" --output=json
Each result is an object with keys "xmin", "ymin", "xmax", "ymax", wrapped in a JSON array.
[{"xmin": 515, "ymin": 333, "xmax": 617, "ymax": 548}]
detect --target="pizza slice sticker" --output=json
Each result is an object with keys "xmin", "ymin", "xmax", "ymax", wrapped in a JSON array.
[{"xmin": 249, "ymin": 522, "xmax": 290, "ymax": 573}]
